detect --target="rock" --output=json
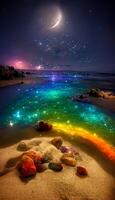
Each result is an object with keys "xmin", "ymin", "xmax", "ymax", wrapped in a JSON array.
[
  {"xmin": 50, "ymin": 137, "xmax": 63, "ymax": 149},
  {"xmin": 79, "ymin": 94, "xmax": 88, "ymax": 99},
  {"xmin": 60, "ymin": 146, "xmax": 79, "ymax": 155},
  {"xmin": 48, "ymin": 161, "xmax": 63, "ymax": 172},
  {"xmin": 69, "ymin": 147, "xmax": 79, "ymax": 156},
  {"xmin": 79, "ymin": 94, "xmax": 84, "ymax": 99},
  {"xmin": 87, "ymin": 88, "xmax": 110, "ymax": 98},
  {"xmin": 34, "ymin": 121, "xmax": 52, "ymax": 132},
  {"xmin": 99, "ymin": 91, "xmax": 105, "ymax": 98},
  {"xmin": 76, "ymin": 166, "xmax": 88, "ymax": 177},
  {"xmin": 61, "ymin": 154, "xmax": 77, "ymax": 167},
  {"xmin": 106, "ymin": 91, "xmax": 113, "ymax": 96},
  {"xmin": 42, "ymin": 152, "xmax": 53, "ymax": 163},
  {"xmin": 37, "ymin": 163, "xmax": 48, "ymax": 173},
  {"xmin": 22, "ymin": 150, "xmax": 43, "ymax": 168},
  {"xmin": 62, "ymin": 152, "xmax": 75, "ymax": 158},
  {"xmin": 18, "ymin": 155, "xmax": 36, "ymax": 178},
  {"xmin": 88, "ymin": 88, "xmax": 101, "ymax": 97},
  {"xmin": 103, "ymin": 93, "xmax": 109, "ymax": 99},
  {"xmin": 17, "ymin": 141, "xmax": 30, "ymax": 151},
  {"xmin": 59, "ymin": 145, "xmax": 70, "ymax": 153},
  {"xmin": 88, "ymin": 88, "xmax": 115, "ymax": 99}
]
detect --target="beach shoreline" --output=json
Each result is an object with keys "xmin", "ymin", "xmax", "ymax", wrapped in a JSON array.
[
  {"xmin": 0, "ymin": 77, "xmax": 35, "ymax": 88},
  {"xmin": 87, "ymin": 97, "xmax": 115, "ymax": 115},
  {"xmin": 0, "ymin": 75, "xmax": 44, "ymax": 88}
]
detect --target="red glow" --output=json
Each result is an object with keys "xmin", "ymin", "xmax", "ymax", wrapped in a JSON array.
[
  {"xmin": 15, "ymin": 61, "xmax": 25, "ymax": 69},
  {"xmin": 8, "ymin": 59, "xmax": 31, "ymax": 69}
]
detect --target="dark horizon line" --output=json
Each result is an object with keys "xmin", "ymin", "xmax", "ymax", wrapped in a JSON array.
[
  {"xmin": 20, "ymin": 68, "xmax": 115, "ymax": 74},
  {"xmin": 0, "ymin": 64, "xmax": 115, "ymax": 74}
]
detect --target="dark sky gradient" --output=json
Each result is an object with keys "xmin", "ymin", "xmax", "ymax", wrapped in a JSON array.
[{"xmin": 0, "ymin": 0, "xmax": 115, "ymax": 72}]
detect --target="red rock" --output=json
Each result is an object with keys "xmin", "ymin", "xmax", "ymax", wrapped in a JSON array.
[
  {"xmin": 22, "ymin": 150, "xmax": 43, "ymax": 169},
  {"xmin": 76, "ymin": 166, "xmax": 88, "ymax": 177},
  {"xmin": 18, "ymin": 155, "xmax": 36, "ymax": 178}
]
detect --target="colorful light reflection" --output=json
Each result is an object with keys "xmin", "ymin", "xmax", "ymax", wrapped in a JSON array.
[
  {"xmin": 53, "ymin": 122, "xmax": 115, "ymax": 163},
  {"xmin": 1, "ymin": 79, "xmax": 115, "ymax": 147}
]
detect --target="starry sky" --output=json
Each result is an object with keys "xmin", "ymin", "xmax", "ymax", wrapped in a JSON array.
[{"xmin": 0, "ymin": 0, "xmax": 114, "ymax": 72}]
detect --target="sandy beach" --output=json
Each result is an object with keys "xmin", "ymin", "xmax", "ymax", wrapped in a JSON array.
[
  {"xmin": 0, "ymin": 136, "xmax": 115, "ymax": 200},
  {"xmin": 0, "ymin": 78, "xmax": 35, "ymax": 88},
  {"xmin": 0, "ymin": 75, "xmax": 44, "ymax": 88}
]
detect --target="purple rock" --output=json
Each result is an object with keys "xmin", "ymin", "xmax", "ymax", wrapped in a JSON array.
[
  {"xmin": 60, "ymin": 146, "xmax": 70, "ymax": 153},
  {"xmin": 60, "ymin": 146, "xmax": 79, "ymax": 155}
]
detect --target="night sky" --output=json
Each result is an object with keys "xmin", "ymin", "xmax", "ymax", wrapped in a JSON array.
[{"xmin": 0, "ymin": 0, "xmax": 114, "ymax": 72}]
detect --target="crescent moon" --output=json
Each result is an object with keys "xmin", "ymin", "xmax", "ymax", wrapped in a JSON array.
[{"xmin": 50, "ymin": 12, "xmax": 62, "ymax": 29}]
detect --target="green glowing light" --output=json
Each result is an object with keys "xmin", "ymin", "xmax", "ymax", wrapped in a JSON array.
[
  {"xmin": 43, "ymin": 89, "xmax": 64, "ymax": 99},
  {"xmin": 1, "ymin": 81, "xmax": 114, "ymax": 145}
]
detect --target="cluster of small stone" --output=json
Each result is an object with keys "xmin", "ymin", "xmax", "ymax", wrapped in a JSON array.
[
  {"xmin": 87, "ymin": 88, "xmax": 114, "ymax": 98},
  {"xmin": 17, "ymin": 136, "xmax": 88, "ymax": 178},
  {"xmin": 50, "ymin": 137, "xmax": 88, "ymax": 177}
]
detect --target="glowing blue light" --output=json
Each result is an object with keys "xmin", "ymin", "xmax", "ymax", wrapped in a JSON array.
[
  {"xmin": 14, "ymin": 111, "xmax": 21, "ymax": 119},
  {"xmin": 51, "ymin": 74, "xmax": 56, "ymax": 81}
]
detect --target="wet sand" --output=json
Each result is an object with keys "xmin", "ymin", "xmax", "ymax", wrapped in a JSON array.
[
  {"xmin": 0, "ymin": 78, "xmax": 28, "ymax": 87},
  {"xmin": 0, "ymin": 77, "xmax": 42, "ymax": 88},
  {"xmin": 86, "ymin": 97, "xmax": 115, "ymax": 115}
]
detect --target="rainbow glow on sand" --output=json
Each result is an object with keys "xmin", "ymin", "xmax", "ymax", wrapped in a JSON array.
[
  {"xmin": 0, "ymin": 72, "xmax": 115, "ymax": 160},
  {"xmin": 53, "ymin": 122, "xmax": 115, "ymax": 163}
]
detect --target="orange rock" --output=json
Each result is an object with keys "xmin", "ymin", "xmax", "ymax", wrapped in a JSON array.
[{"xmin": 61, "ymin": 154, "xmax": 77, "ymax": 167}]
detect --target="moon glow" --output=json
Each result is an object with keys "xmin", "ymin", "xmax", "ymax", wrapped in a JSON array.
[
  {"xmin": 40, "ymin": 6, "xmax": 62, "ymax": 30},
  {"xmin": 50, "ymin": 12, "xmax": 62, "ymax": 29}
]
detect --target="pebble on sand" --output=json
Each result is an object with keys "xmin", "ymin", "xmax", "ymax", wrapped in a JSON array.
[
  {"xmin": 48, "ymin": 161, "xmax": 63, "ymax": 172},
  {"xmin": 61, "ymin": 154, "xmax": 77, "ymax": 167},
  {"xmin": 76, "ymin": 166, "xmax": 88, "ymax": 177},
  {"xmin": 50, "ymin": 136, "xmax": 63, "ymax": 149},
  {"xmin": 17, "ymin": 141, "xmax": 30, "ymax": 151}
]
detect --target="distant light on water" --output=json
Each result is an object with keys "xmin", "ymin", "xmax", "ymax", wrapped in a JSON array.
[
  {"xmin": 51, "ymin": 74, "xmax": 56, "ymax": 81},
  {"xmin": 35, "ymin": 65, "xmax": 44, "ymax": 70},
  {"xmin": 9, "ymin": 121, "xmax": 14, "ymax": 127}
]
